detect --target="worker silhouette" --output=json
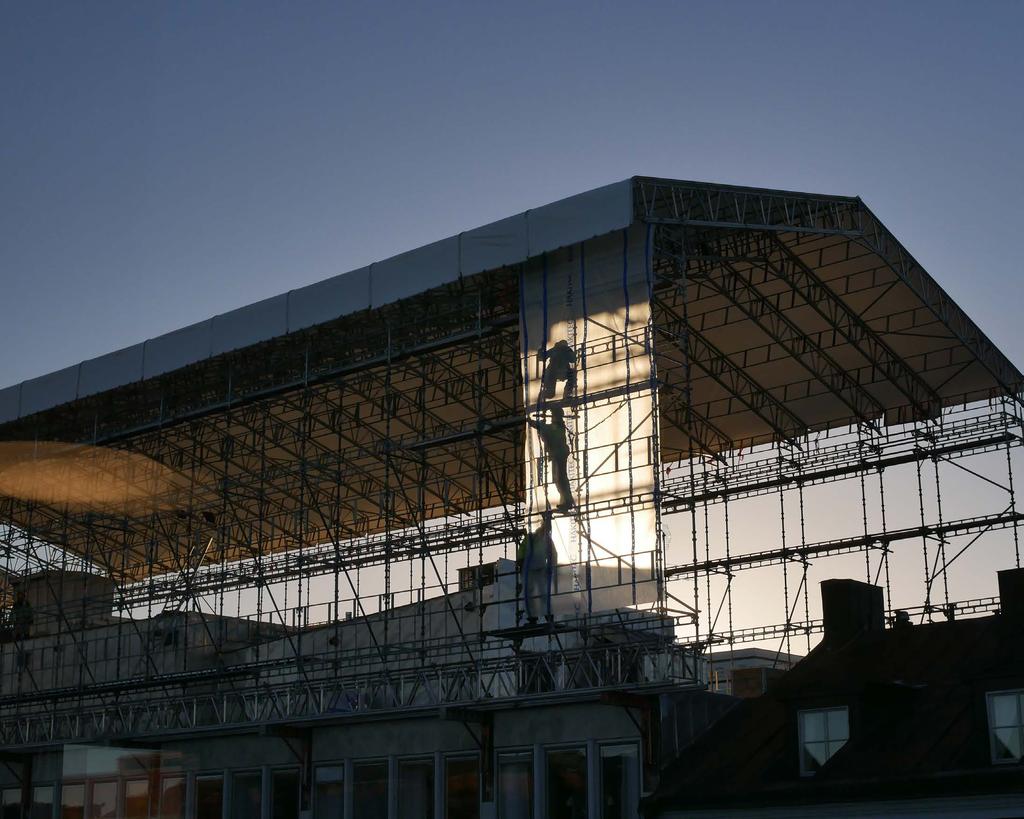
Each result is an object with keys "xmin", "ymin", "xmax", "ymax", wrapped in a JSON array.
[
  {"xmin": 517, "ymin": 515, "xmax": 556, "ymax": 623},
  {"xmin": 540, "ymin": 340, "xmax": 577, "ymax": 402},
  {"xmin": 528, "ymin": 406, "xmax": 575, "ymax": 513},
  {"xmin": 10, "ymin": 590, "xmax": 32, "ymax": 641}
]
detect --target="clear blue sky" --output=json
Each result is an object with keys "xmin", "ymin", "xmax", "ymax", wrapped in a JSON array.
[{"xmin": 2, "ymin": 0, "xmax": 1022, "ymax": 388}]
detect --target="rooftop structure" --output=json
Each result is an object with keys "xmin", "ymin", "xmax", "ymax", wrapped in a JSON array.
[
  {"xmin": 644, "ymin": 571, "xmax": 1024, "ymax": 817},
  {"xmin": 0, "ymin": 177, "xmax": 1020, "ymax": 817}
]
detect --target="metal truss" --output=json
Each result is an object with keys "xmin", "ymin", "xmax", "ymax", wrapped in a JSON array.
[
  {"xmin": 0, "ymin": 640, "xmax": 701, "ymax": 747},
  {"xmin": 0, "ymin": 185, "xmax": 1021, "ymax": 749}
]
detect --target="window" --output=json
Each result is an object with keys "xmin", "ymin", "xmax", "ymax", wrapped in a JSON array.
[
  {"xmin": 271, "ymin": 769, "xmax": 300, "ymax": 819},
  {"xmin": 313, "ymin": 766, "xmax": 344, "ymax": 819},
  {"xmin": 1, "ymin": 788, "xmax": 21, "ymax": 819},
  {"xmin": 30, "ymin": 786, "xmax": 53, "ymax": 819},
  {"xmin": 798, "ymin": 707, "xmax": 849, "ymax": 775},
  {"xmin": 59, "ymin": 784, "xmax": 85, "ymax": 819},
  {"xmin": 352, "ymin": 761, "xmax": 387, "ymax": 819},
  {"xmin": 194, "ymin": 776, "xmax": 223, "ymax": 819},
  {"xmin": 599, "ymin": 744, "xmax": 640, "ymax": 819},
  {"xmin": 231, "ymin": 772, "xmax": 262, "ymax": 819},
  {"xmin": 123, "ymin": 780, "xmax": 149, "ymax": 819},
  {"xmin": 444, "ymin": 756, "xmax": 479, "ymax": 819},
  {"xmin": 988, "ymin": 689, "xmax": 1024, "ymax": 763},
  {"xmin": 158, "ymin": 776, "xmax": 185, "ymax": 819},
  {"xmin": 497, "ymin": 752, "xmax": 532, "ymax": 819},
  {"xmin": 397, "ymin": 759, "xmax": 434, "ymax": 819},
  {"xmin": 546, "ymin": 748, "xmax": 587, "ymax": 819},
  {"xmin": 89, "ymin": 782, "xmax": 116, "ymax": 819}
]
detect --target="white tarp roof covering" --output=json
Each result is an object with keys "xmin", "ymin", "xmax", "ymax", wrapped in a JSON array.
[{"xmin": 0, "ymin": 180, "xmax": 633, "ymax": 423}]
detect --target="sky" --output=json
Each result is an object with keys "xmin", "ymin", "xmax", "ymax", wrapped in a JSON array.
[
  {"xmin": 2, "ymin": 1, "xmax": 1023, "ymax": 637},
  {"xmin": 2, "ymin": 0, "xmax": 1022, "ymax": 389}
]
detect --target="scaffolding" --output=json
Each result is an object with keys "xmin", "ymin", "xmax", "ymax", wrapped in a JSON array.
[{"xmin": 0, "ymin": 177, "xmax": 1020, "ymax": 750}]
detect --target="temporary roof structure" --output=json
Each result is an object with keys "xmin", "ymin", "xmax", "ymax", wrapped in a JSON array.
[{"xmin": 0, "ymin": 177, "xmax": 1019, "ymax": 582}]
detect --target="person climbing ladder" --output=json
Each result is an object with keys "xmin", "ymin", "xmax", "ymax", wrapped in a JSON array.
[
  {"xmin": 517, "ymin": 514, "xmax": 556, "ymax": 623},
  {"xmin": 528, "ymin": 406, "xmax": 575, "ymax": 513}
]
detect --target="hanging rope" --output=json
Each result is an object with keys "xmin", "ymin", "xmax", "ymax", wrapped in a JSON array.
[
  {"xmin": 933, "ymin": 454, "xmax": 950, "ymax": 611},
  {"xmin": 722, "ymin": 478, "xmax": 736, "ymax": 682},
  {"xmin": 777, "ymin": 456, "xmax": 791, "ymax": 663},
  {"xmin": 875, "ymin": 467, "xmax": 893, "ymax": 612},
  {"xmin": 1006, "ymin": 429, "xmax": 1020, "ymax": 569},
  {"xmin": 797, "ymin": 475, "xmax": 811, "ymax": 655},
  {"xmin": 915, "ymin": 459, "xmax": 932, "ymax": 622},
  {"xmin": 859, "ymin": 426, "xmax": 872, "ymax": 585}
]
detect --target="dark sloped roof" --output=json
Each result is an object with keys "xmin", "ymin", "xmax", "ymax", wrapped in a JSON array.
[{"xmin": 645, "ymin": 614, "xmax": 1024, "ymax": 815}]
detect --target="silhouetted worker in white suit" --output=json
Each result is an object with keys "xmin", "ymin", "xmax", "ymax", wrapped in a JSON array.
[
  {"xmin": 540, "ymin": 340, "xmax": 577, "ymax": 402},
  {"xmin": 517, "ymin": 515, "xmax": 555, "ymax": 623},
  {"xmin": 529, "ymin": 406, "xmax": 575, "ymax": 513}
]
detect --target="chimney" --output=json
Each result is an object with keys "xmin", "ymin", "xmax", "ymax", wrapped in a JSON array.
[
  {"xmin": 998, "ymin": 568, "xmax": 1024, "ymax": 622},
  {"xmin": 820, "ymin": 578, "xmax": 885, "ymax": 647}
]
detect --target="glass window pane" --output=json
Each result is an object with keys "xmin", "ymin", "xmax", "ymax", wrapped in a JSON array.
[
  {"xmin": 497, "ymin": 752, "xmax": 532, "ymax": 819},
  {"xmin": 803, "ymin": 741, "xmax": 829, "ymax": 769},
  {"xmin": 31, "ymin": 786, "xmax": 53, "ymax": 819},
  {"xmin": 159, "ymin": 776, "xmax": 185, "ymax": 819},
  {"xmin": 353, "ymin": 762, "xmax": 387, "ymax": 819},
  {"xmin": 599, "ymin": 744, "xmax": 639, "ymax": 819},
  {"xmin": 444, "ymin": 756, "xmax": 478, "ymax": 819},
  {"xmin": 800, "ymin": 711, "xmax": 825, "ymax": 743},
  {"xmin": 231, "ymin": 772, "xmax": 262, "ymax": 819},
  {"xmin": 546, "ymin": 748, "xmax": 587, "ymax": 819},
  {"xmin": 123, "ymin": 780, "xmax": 149, "ymax": 819},
  {"xmin": 313, "ymin": 766, "xmax": 344, "ymax": 819},
  {"xmin": 397, "ymin": 759, "xmax": 433, "ymax": 819},
  {"xmin": 89, "ymin": 782, "xmax": 116, "ymax": 819},
  {"xmin": 827, "ymin": 740, "xmax": 847, "ymax": 759},
  {"xmin": 827, "ymin": 709, "xmax": 849, "ymax": 741},
  {"xmin": 993, "ymin": 726, "xmax": 1023, "ymax": 761},
  {"xmin": 2, "ymin": 788, "xmax": 22, "ymax": 819},
  {"xmin": 195, "ymin": 777, "xmax": 223, "ymax": 819},
  {"xmin": 992, "ymin": 693, "xmax": 1019, "ymax": 728},
  {"xmin": 60, "ymin": 784, "xmax": 85, "ymax": 819},
  {"xmin": 271, "ymin": 770, "xmax": 300, "ymax": 819}
]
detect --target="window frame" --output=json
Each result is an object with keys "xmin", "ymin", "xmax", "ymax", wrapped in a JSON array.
[
  {"xmin": 30, "ymin": 783, "xmax": 55, "ymax": 819},
  {"xmin": 495, "ymin": 748, "xmax": 534, "ymax": 819},
  {"xmin": 311, "ymin": 764, "xmax": 345, "ymax": 819},
  {"xmin": 192, "ymin": 773, "xmax": 225, "ymax": 819},
  {"xmin": 443, "ymin": 753, "xmax": 480, "ymax": 819},
  {"xmin": 395, "ymin": 756, "xmax": 435, "ymax": 819},
  {"xmin": 269, "ymin": 767, "xmax": 301, "ymax": 819},
  {"xmin": 121, "ymin": 778, "xmax": 150, "ymax": 819},
  {"xmin": 1, "ymin": 785, "xmax": 24, "ymax": 819},
  {"xmin": 542, "ymin": 744, "xmax": 588, "ymax": 819},
  {"xmin": 350, "ymin": 758, "xmax": 389, "ymax": 819},
  {"xmin": 58, "ymin": 781, "xmax": 86, "ymax": 819},
  {"xmin": 87, "ymin": 780, "xmax": 118, "ymax": 819},
  {"xmin": 597, "ymin": 742, "xmax": 641, "ymax": 819},
  {"xmin": 156, "ymin": 773, "xmax": 186, "ymax": 819},
  {"xmin": 986, "ymin": 688, "xmax": 1024, "ymax": 765},
  {"xmin": 228, "ymin": 769, "xmax": 262, "ymax": 819},
  {"xmin": 797, "ymin": 706, "xmax": 849, "ymax": 776}
]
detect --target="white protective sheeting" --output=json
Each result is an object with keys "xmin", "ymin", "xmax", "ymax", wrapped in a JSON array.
[
  {"xmin": 78, "ymin": 345, "xmax": 145, "ymax": 399},
  {"xmin": 20, "ymin": 366, "xmax": 81, "ymax": 417},
  {"xmin": 1, "ymin": 179, "xmax": 635, "ymax": 420},
  {"xmin": 526, "ymin": 181, "xmax": 634, "ymax": 257},
  {"xmin": 142, "ymin": 319, "xmax": 214, "ymax": 380},
  {"xmin": 370, "ymin": 236, "xmax": 460, "ymax": 309},
  {"xmin": 288, "ymin": 266, "xmax": 372, "ymax": 332},
  {"xmin": 460, "ymin": 214, "xmax": 529, "ymax": 275},
  {"xmin": 518, "ymin": 224, "xmax": 659, "ymax": 618},
  {"xmin": 0, "ymin": 386, "xmax": 21, "ymax": 424},
  {"xmin": 210, "ymin": 294, "xmax": 289, "ymax": 357}
]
